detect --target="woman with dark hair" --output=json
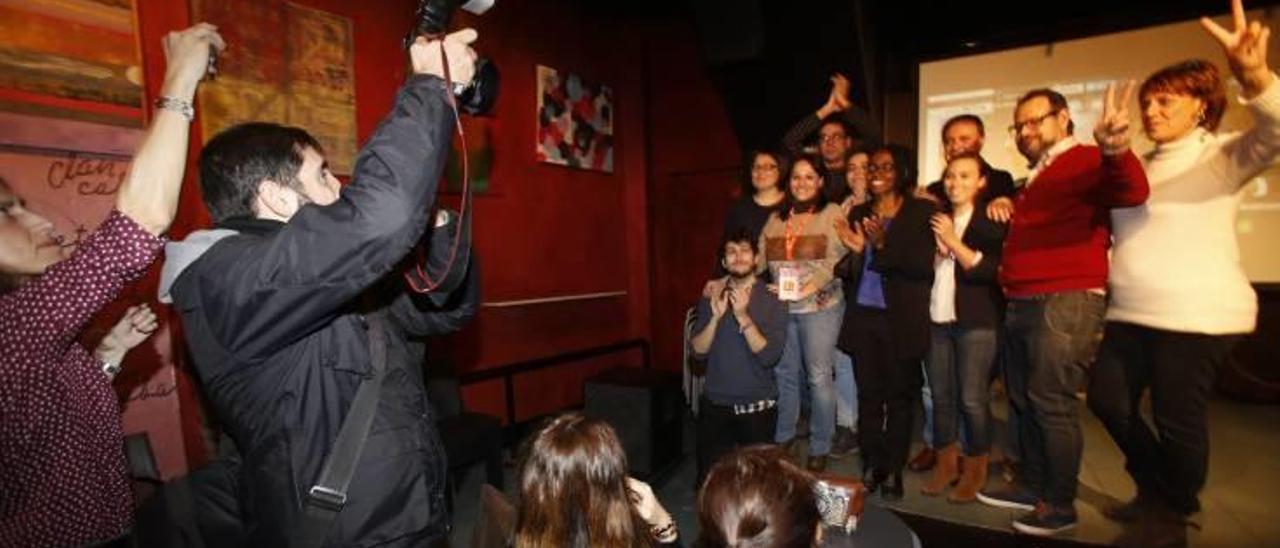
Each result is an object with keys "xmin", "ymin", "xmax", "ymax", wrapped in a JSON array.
[
  {"xmin": 0, "ymin": 25, "xmax": 222, "ymax": 547},
  {"xmin": 919, "ymin": 153, "xmax": 1006, "ymax": 502},
  {"xmin": 758, "ymin": 155, "xmax": 849, "ymax": 471},
  {"xmin": 1088, "ymin": 0, "xmax": 1280, "ymax": 528},
  {"xmin": 514, "ymin": 413, "xmax": 681, "ymax": 548},
  {"xmin": 723, "ymin": 150, "xmax": 790, "ymax": 246},
  {"xmin": 833, "ymin": 144, "xmax": 936, "ymax": 500},
  {"xmin": 697, "ymin": 445, "xmax": 822, "ymax": 548}
]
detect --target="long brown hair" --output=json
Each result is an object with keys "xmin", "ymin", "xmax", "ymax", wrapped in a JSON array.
[
  {"xmin": 514, "ymin": 413, "xmax": 651, "ymax": 548},
  {"xmin": 696, "ymin": 445, "xmax": 820, "ymax": 548}
]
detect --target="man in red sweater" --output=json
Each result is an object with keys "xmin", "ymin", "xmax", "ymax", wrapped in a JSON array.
[{"xmin": 976, "ymin": 86, "xmax": 1149, "ymax": 536}]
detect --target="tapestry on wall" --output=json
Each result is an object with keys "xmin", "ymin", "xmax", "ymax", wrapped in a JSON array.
[
  {"xmin": 190, "ymin": 0, "xmax": 358, "ymax": 174},
  {"xmin": 536, "ymin": 64, "xmax": 613, "ymax": 172},
  {"xmin": 0, "ymin": 0, "xmax": 145, "ymax": 126}
]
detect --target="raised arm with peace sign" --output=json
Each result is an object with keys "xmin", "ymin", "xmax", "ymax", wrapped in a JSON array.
[
  {"xmin": 1093, "ymin": 80, "xmax": 1136, "ymax": 156},
  {"xmin": 1201, "ymin": 0, "xmax": 1275, "ymax": 97}
]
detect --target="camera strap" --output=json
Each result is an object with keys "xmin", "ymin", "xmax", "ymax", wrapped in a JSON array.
[{"xmin": 404, "ymin": 34, "xmax": 473, "ymax": 294}]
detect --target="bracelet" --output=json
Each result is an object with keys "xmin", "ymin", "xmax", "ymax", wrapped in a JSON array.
[
  {"xmin": 101, "ymin": 358, "xmax": 121, "ymax": 379},
  {"xmin": 651, "ymin": 521, "xmax": 678, "ymax": 543},
  {"xmin": 738, "ymin": 320, "xmax": 755, "ymax": 334},
  {"xmin": 154, "ymin": 96, "xmax": 195, "ymax": 121}
]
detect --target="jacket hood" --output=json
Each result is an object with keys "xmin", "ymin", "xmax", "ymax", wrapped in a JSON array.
[{"xmin": 157, "ymin": 228, "xmax": 239, "ymax": 303}]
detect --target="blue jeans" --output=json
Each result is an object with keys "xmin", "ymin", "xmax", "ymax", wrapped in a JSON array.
[
  {"xmin": 1004, "ymin": 291, "xmax": 1105, "ymax": 506},
  {"xmin": 775, "ymin": 303, "xmax": 843, "ymax": 456},
  {"xmin": 928, "ymin": 323, "xmax": 999, "ymax": 454},
  {"xmin": 835, "ymin": 350, "xmax": 858, "ymax": 429},
  {"xmin": 921, "ymin": 364, "xmax": 934, "ymax": 448}
]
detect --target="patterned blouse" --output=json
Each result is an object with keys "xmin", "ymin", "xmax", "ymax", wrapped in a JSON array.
[{"xmin": 0, "ymin": 210, "xmax": 162, "ymax": 547}]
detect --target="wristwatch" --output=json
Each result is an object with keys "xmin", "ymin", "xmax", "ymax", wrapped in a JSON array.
[
  {"xmin": 101, "ymin": 358, "xmax": 121, "ymax": 378},
  {"xmin": 154, "ymin": 96, "xmax": 195, "ymax": 121}
]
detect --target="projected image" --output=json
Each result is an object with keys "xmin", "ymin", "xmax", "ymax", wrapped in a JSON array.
[{"xmin": 918, "ymin": 9, "xmax": 1280, "ymax": 281}]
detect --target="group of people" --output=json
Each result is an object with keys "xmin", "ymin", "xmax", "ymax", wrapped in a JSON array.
[{"xmin": 692, "ymin": 0, "xmax": 1277, "ymax": 539}]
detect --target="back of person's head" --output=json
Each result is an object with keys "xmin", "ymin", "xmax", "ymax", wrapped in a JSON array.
[
  {"xmin": 515, "ymin": 413, "xmax": 650, "ymax": 548},
  {"xmin": 199, "ymin": 122, "xmax": 323, "ymax": 223},
  {"xmin": 696, "ymin": 445, "xmax": 821, "ymax": 548}
]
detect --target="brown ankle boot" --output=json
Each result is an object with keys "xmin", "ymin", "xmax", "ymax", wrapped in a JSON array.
[
  {"xmin": 920, "ymin": 444, "xmax": 959, "ymax": 495},
  {"xmin": 949, "ymin": 453, "xmax": 989, "ymax": 503}
]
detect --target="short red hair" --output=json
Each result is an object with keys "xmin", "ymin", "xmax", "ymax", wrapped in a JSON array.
[{"xmin": 1140, "ymin": 59, "xmax": 1227, "ymax": 131}]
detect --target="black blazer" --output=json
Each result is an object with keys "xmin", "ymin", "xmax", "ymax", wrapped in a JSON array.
[
  {"xmin": 836, "ymin": 196, "xmax": 937, "ymax": 360},
  {"xmin": 945, "ymin": 212, "xmax": 1007, "ymax": 328},
  {"xmin": 925, "ymin": 161, "xmax": 1018, "ymax": 206}
]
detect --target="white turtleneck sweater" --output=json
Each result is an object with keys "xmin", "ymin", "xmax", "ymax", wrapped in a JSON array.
[{"xmin": 1107, "ymin": 78, "xmax": 1280, "ymax": 335}]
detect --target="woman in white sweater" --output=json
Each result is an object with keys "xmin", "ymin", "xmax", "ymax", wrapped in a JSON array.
[{"xmin": 1088, "ymin": 0, "xmax": 1280, "ymax": 526}]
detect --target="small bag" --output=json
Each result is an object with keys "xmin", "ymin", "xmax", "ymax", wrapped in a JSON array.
[{"xmin": 813, "ymin": 473, "xmax": 867, "ymax": 533}]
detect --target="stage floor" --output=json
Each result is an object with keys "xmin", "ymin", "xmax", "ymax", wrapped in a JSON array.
[{"xmin": 445, "ymin": 394, "xmax": 1279, "ymax": 547}]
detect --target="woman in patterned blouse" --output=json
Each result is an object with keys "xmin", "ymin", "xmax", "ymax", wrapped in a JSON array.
[{"xmin": 0, "ymin": 24, "xmax": 224, "ymax": 547}]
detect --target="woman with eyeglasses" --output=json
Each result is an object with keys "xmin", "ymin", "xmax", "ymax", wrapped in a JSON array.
[
  {"xmin": 758, "ymin": 154, "xmax": 849, "ymax": 472},
  {"xmin": 833, "ymin": 145, "xmax": 937, "ymax": 500},
  {"xmin": 718, "ymin": 152, "xmax": 790, "ymax": 276},
  {"xmin": 1088, "ymin": 0, "xmax": 1280, "ymax": 529}
]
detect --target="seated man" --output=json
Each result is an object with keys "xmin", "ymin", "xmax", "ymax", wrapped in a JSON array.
[
  {"xmin": 159, "ymin": 30, "xmax": 481, "ymax": 546},
  {"xmin": 690, "ymin": 229, "xmax": 787, "ymax": 484}
]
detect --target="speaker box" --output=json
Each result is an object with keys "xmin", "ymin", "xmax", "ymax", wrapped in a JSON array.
[{"xmin": 584, "ymin": 367, "xmax": 684, "ymax": 481}]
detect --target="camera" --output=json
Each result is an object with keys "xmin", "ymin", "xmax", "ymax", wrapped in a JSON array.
[
  {"xmin": 814, "ymin": 478, "xmax": 865, "ymax": 533},
  {"xmin": 411, "ymin": 0, "xmax": 500, "ymax": 116}
]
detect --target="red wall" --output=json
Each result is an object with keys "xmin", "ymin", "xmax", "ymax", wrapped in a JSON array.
[{"xmin": 129, "ymin": 0, "xmax": 738, "ymax": 462}]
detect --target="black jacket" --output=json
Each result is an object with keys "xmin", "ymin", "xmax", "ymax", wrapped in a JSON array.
[
  {"xmin": 165, "ymin": 76, "xmax": 477, "ymax": 547},
  {"xmin": 836, "ymin": 197, "xmax": 937, "ymax": 360},
  {"xmin": 944, "ymin": 212, "xmax": 1006, "ymax": 328},
  {"xmin": 925, "ymin": 160, "xmax": 1018, "ymax": 206}
]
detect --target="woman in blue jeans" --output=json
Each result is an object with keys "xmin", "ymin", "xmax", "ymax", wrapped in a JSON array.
[
  {"xmin": 919, "ymin": 154, "xmax": 1007, "ymax": 503},
  {"xmin": 758, "ymin": 154, "xmax": 848, "ymax": 472}
]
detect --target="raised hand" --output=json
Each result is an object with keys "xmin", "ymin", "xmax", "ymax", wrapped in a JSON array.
[
  {"xmin": 831, "ymin": 73, "xmax": 852, "ymax": 110},
  {"xmin": 702, "ymin": 278, "xmax": 726, "ymax": 300},
  {"xmin": 863, "ymin": 217, "xmax": 888, "ymax": 250},
  {"xmin": 1094, "ymin": 80, "xmax": 1136, "ymax": 155},
  {"xmin": 94, "ymin": 304, "xmax": 160, "ymax": 377},
  {"xmin": 930, "ymin": 213, "xmax": 960, "ymax": 251},
  {"xmin": 411, "ymin": 28, "xmax": 479, "ymax": 85},
  {"xmin": 729, "ymin": 284, "xmax": 751, "ymax": 315},
  {"xmin": 709, "ymin": 285, "xmax": 729, "ymax": 318},
  {"xmin": 834, "ymin": 217, "xmax": 866, "ymax": 253},
  {"xmin": 1201, "ymin": 0, "xmax": 1274, "ymax": 95},
  {"xmin": 161, "ymin": 23, "xmax": 226, "ymax": 100}
]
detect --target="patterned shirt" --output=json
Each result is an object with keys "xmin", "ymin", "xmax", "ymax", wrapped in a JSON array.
[{"xmin": 0, "ymin": 210, "xmax": 162, "ymax": 547}]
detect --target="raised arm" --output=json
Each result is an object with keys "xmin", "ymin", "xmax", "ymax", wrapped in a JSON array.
[
  {"xmin": 1203, "ymin": 0, "xmax": 1280, "ymax": 185},
  {"xmin": 1091, "ymin": 81, "xmax": 1150, "ymax": 207},
  {"xmin": 117, "ymin": 24, "xmax": 224, "ymax": 236}
]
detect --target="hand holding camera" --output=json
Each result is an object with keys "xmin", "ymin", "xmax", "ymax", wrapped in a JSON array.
[{"xmin": 410, "ymin": 28, "xmax": 480, "ymax": 86}]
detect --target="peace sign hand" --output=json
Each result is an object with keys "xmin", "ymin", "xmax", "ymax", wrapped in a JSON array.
[
  {"xmin": 1201, "ymin": 0, "xmax": 1274, "ymax": 96},
  {"xmin": 1093, "ymin": 80, "xmax": 1136, "ymax": 156}
]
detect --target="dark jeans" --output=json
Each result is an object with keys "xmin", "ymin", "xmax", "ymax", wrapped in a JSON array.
[
  {"xmin": 697, "ymin": 397, "xmax": 778, "ymax": 483},
  {"xmin": 1087, "ymin": 321, "xmax": 1240, "ymax": 515},
  {"xmin": 850, "ymin": 306, "xmax": 923, "ymax": 473},
  {"xmin": 1003, "ymin": 291, "xmax": 1105, "ymax": 507},
  {"xmin": 927, "ymin": 323, "xmax": 999, "ymax": 454}
]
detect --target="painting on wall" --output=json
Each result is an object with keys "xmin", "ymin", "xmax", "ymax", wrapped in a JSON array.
[
  {"xmin": 536, "ymin": 65, "xmax": 614, "ymax": 173},
  {"xmin": 190, "ymin": 0, "xmax": 358, "ymax": 174},
  {"xmin": 0, "ymin": 0, "xmax": 145, "ymax": 126}
]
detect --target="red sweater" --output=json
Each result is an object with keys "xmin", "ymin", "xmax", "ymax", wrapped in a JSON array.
[{"xmin": 1000, "ymin": 144, "xmax": 1149, "ymax": 297}]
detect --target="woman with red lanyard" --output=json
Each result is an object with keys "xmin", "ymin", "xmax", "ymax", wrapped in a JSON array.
[{"xmin": 757, "ymin": 154, "xmax": 848, "ymax": 472}]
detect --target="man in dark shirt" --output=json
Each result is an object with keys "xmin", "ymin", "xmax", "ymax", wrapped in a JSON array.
[
  {"xmin": 690, "ymin": 229, "xmax": 787, "ymax": 483},
  {"xmin": 923, "ymin": 114, "xmax": 1017, "ymax": 205},
  {"xmin": 782, "ymin": 74, "xmax": 883, "ymax": 203}
]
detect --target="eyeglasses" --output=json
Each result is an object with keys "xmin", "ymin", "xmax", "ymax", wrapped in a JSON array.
[
  {"xmin": 751, "ymin": 164, "xmax": 779, "ymax": 172},
  {"xmin": 819, "ymin": 133, "xmax": 848, "ymax": 143},
  {"xmin": 867, "ymin": 163, "xmax": 895, "ymax": 173},
  {"xmin": 1008, "ymin": 109, "xmax": 1061, "ymax": 135}
]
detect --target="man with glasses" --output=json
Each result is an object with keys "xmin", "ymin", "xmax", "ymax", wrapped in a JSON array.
[
  {"xmin": 976, "ymin": 87, "xmax": 1149, "ymax": 537},
  {"xmin": 782, "ymin": 74, "xmax": 882, "ymax": 203}
]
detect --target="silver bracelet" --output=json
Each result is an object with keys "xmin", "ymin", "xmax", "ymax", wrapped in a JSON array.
[
  {"xmin": 101, "ymin": 358, "xmax": 121, "ymax": 378},
  {"xmin": 154, "ymin": 96, "xmax": 195, "ymax": 121}
]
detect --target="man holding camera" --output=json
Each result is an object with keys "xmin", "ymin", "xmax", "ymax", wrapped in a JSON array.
[
  {"xmin": 159, "ymin": 29, "xmax": 481, "ymax": 547},
  {"xmin": 690, "ymin": 230, "xmax": 788, "ymax": 484}
]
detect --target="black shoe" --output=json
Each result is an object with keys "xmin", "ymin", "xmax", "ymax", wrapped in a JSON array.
[
  {"xmin": 1103, "ymin": 494, "xmax": 1154, "ymax": 523},
  {"xmin": 862, "ymin": 466, "xmax": 885, "ymax": 494},
  {"xmin": 806, "ymin": 455, "xmax": 828, "ymax": 472},
  {"xmin": 830, "ymin": 427, "xmax": 858, "ymax": 457},
  {"xmin": 881, "ymin": 471, "xmax": 905, "ymax": 501}
]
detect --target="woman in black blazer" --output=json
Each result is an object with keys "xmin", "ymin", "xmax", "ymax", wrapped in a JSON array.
[
  {"xmin": 918, "ymin": 154, "xmax": 1007, "ymax": 503},
  {"xmin": 833, "ymin": 144, "xmax": 936, "ymax": 500}
]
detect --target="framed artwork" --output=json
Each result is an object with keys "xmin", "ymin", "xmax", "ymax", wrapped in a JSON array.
[
  {"xmin": 0, "ymin": 0, "xmax": 145, "ymax": 126},
  {"xmin": 536, "ymin": 65, "xmax": 614, "ymax": 172},
  {"xmin": 190, "ymin": 0, "xmax": 359, "ymax": 174}
]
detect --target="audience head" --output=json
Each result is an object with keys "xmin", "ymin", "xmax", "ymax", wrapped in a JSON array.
[
  {"xmin": 1139, "ymin": 59, "xmax": 1226, "ymax": 143},
  {"xmin": 817, "ymin": 116, "xmax": 854, "ymax": 169},
  {"xmin": 941, "ymin": 114, "xmax": 986, "ymax": 162},
  {"xmin": 1012, "ymin": 88, "xmax": 1073, "ymax": 164},
  {"xmin": 0, "ymin": 176, "xmax": 66, "ymax": 294},
  {"xmin": 199, "ymin": 122, "xmax": 341, "ymax": 224},
  {"xmin": 782, "ymin": 155, "xmax": 828, "ymax": 219},
  {"xmin": 514, "ymin": 412, "xmax": 650, "ymax": 548},
  {"xmin": 845, "ymin": 149, "xmax": 870, "ymax": 197},
  {"xmin": 868, "ymin": 145, "xmax": 916, "ymax": 199},
  {"xmin": 743, "ymin": 150, "xmax": 789, "ymax": 198},
  {"xmin": 697, "ymin": 445, "xmax": 821, "ymax": 548},
  {"xmin": 720, "ymin": 228, "xmax": 759, "ymax": 280},
  {"xmin": 942, "ymin": 153, "xmax": 990, "ymax": 209}
]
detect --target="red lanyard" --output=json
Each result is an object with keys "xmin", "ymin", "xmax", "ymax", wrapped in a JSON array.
[{"xmin": 783, "ymin": 209, "xmax": 812, "ymax": 261}]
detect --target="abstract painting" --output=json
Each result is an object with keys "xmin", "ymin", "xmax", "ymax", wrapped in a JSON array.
[{"xmin": 536, "ymin": 65, "xmax": 613, "ymax": 172}]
